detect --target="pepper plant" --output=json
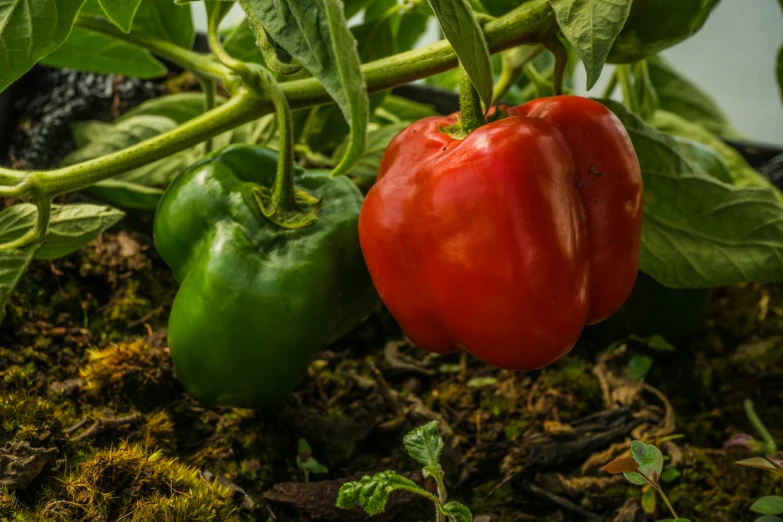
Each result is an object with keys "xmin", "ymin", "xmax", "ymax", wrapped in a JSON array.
[{"xmin": 1, "ymin": 1, "xmax": 783, "ymax": 407}]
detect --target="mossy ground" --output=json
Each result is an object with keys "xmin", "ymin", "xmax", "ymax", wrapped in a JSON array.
[{"xmin": 1, "ymin": 229, "xmax": 781, "ymax": 521}]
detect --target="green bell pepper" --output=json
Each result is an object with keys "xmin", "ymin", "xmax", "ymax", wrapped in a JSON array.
[{"xmin": 153, "ymin": 144, "xmax": 377, "ymax": 407}]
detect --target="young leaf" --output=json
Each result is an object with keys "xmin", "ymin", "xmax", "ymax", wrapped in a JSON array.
[
  {"xmin": 647, "ymin": 57, "xmax": 740, "ymax": 139},
  {"xmin": 602, "ymin": 100, "xmax": 783, "ymax": 289},
  {"xmin": 549, "ymin": 0, "xmax": 633, "ymax": 90},
  {"xmin": 439, "ymin": 501, "xmax": 473, "ymax": 522},
  {"xmin": 602, "ymin": 455, "xmax": 639, "ymax": 474},
  {"xmin": 336, "ymin": 471, "xmax": 423, "ymax": 515},
  {"xmin": 239, "ymin": 0, "xmax": 369, "ymax": 176},
  {"xmin": 0, "ymin": 244, "xmax": 39, "ymax": 322},
  {"xmin": 735, "ymin": 457, "xmax": 779, "ymax": 472},
  {"xmin": 97, "ymin": 0, "xmax": 143, "ymax": 32},
  {"xmin": 752, "ymin": 496, "xmax": 783, "ymax": 516},
  {"xmin": 0, "ymin": 204, "xmax": 124, "ymax": 260},
  {"xmin": 641, "ymin": 488, "xmax": 656, "ymax": 514},
  {"xmin": 628, "ymin": 354, "xmax": 653, "ymax": 380},
  {"xmin": 647, "ymin": 334, "xmax": 676, "ymax": 352},
  {"xmin": 296, "ymin": 438, "xmax": 328, "ymax": 477},
  {"xmin": 660, "ymin": 468, "xmax": 681, "ymax": 483},
  {"xmin": 427, "ymin": 0, "xmax": 494, "ymax": 108},
  {"xmin": 403, "ymin": 421, "xmax": 445, "ymax": 478},
  {"xmin": 0, "ymin": 0, "xmax": 86, "ymax": 93},
  {"xmin": 41, "ymin": 26, "xmax": 167, "ymax": 78},
  {"xmin": 623, "ymin": 440, "xmax": 663, "ymax": 486}
]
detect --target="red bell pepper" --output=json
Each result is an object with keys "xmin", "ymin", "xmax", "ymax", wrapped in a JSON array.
[{"xmin": 359, "ymin": 96, "xmax": 643, "ymax": 370}]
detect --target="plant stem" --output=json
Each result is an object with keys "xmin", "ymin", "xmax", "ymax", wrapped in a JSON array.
[
  {"xmin": 545, "ymin": 37, "xmax": 567, "ymax": 96},
  {"xmin": 2, "ymin": 0, "xmax": 556, "ymax": 198},
  {"xmin": 75, "ymin": 15, "xmax": 230, "ymax": 80},
  {"xmin": 616, "ymin": 65, "xmax": 638, "ymax": 113},
  {"xmin": 602, "ymin": 71, "xmax": 618, "ymax": 99},
  {"xmin": 654, "ymin": 484, "xmax": 679, "ymax": 520},
  {"xmin": 744, "ymin": 399, "xmax": 778, "ymax": 453},
  {"xmin": 492, "ymin": 45, "xmax": 543, "ymax": 103},
  {"xmin": 459, "ymin": 66, "xmax": 484, "ymax": 134},
  {"xmin": 0, "ymin": 177, "xmax": 51, "ymax": 251},
  {"xmin": 37, "ymin": 92, "xmax": 259, "ymax": 197},
  {"xmin": 198, "ymin": 76, "xmax": 217, "ymax": 153}
]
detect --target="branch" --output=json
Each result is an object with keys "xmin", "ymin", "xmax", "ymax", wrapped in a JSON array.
[
  {"xmin": 75, "ymin": 15, "xmax": 231, "ymax": 80},
  {"xmin": 6, "ymin": 0, "xmax": 556, "ymax": 198}
]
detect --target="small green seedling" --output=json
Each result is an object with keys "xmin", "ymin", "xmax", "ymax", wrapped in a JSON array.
[
  {"xmin": 729, "ymin": 400, "xmax": 782, "ymax": 522},
  {"xmin": 296, "ymin": 438, "xmax": 328, "ymax": 483},
  {"xmin": 337, "ymin": 421, "xmax": 471, "ymax": 522},
  {"xmin": 603, "ymin": 440, "xmax": 688, "ymax": 522}
]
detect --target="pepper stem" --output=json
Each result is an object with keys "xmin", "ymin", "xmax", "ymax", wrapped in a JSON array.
[
  {"xmin": 253, "ymin": 70, "xmax": 319, "ymax": 229},
  {"xmin": 459, "ymin": 65, "xmax": 485, "ymax": 135}
]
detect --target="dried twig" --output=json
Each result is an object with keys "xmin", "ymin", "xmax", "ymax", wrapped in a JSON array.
[{"xmin": 69, "ymin": 414, "xmax": 141, "ymax": 442}]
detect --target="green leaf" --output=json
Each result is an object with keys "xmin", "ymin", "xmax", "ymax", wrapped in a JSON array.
[
  {"xmin": 0, "ymin": 0, "xmax": 86, "ymax": 93},
  {"xmin": 0, "ymin": 243, "xmax": 39, "ymax": 322},
  {"xmin": 333, "ymin": 122, "xmax": 407, "ymax": 188},
  {"xmin": 752, "ymin": 496, "xmax": 783, "ymax": 516},
  {"xmin": 641, "ymin": 488, "xmax": 656, "ymax": 514},
  {"xmin": 660, "ymin": 468, "xmax": 681, "ymax": 483},
  {"xmin": 85, "ymin": 179, "xmax": 164, "ymax": 210},
  {"xmin": 97, "ymin": 0, "xmax": 142, "ymax": 32},
  {"xmin": 43, "ymin": 0, "xmax": 193, "ymax": 77},
  {"xmin": 651, "ymin": 110, "xmax": 783, "ymax": 202},
  {"xmin": 63, "ymin": 116, "xmax": 200, "ymax": 206},
  {"xmin": 117, "ymin": 93, "xmax": 223, "ymax": 125},
  {"xmin": 439, "ymin": 501, "xmax": 473, "ymax": 522},
  {"xmin": 647, "ymin": 56, "xmax": 740, "ymax": 139},
  {"xmin": 673, "ymin": 136, "xmax": 732, "ymax": 184},
  {"xmin": 403, "ymin": 421, "xmax": 444, "ymax": 479},
  {"xmin": 549, "ymin": 0, "xmax": 633, "ymax": 89},
  {"xmin": 240, "ymin": 0, "xmax": 369, "ymax": 176},
  {"xmin": 756, "ymin": 517, "xmax": 783, "ymax": 522},
  {"xmin": 336, "ymin": 471, "xmax": 422, "ymax": 515},
  {"xmin": 223, "ymin": 18, "xmax": 266, "ymax": 66},
  {"xmin": 647, "ymin": 334, "xmax": 676, "ymax": 352},
  {"xmin": 0, "ymin": 204, "xmax": 125, "ymax": 260},
  {"xmin": 131, "ymin": 0, "xmax": 194, "ymax": 49},
  {"xmin": 467, "ymin": 376, "xmax": 498, "ymax": 388},
  {"xmin": 427, "ymin": 0, "xmax": 493, "ymax": 108},
  {"xmin": 623, "ymin": 440, "xmax": 663, "ymax": 486},
  {"xmin": 628, "ymin": 355, "xmax": 653, "ymax": 380},
  {"xmin": 296, "ymin": 438, "xmax": 328, "ymax": 476},
  {"xmin": 41, "ymin": 25, "xmax": 167, "ymax": 77},
  {"xmin": 735, "ymin": 457, "xmax": 779, "ymax": 472},
  {"xmin": 602, "ymin": 100, "xmax": 783, "ymax": 289}
]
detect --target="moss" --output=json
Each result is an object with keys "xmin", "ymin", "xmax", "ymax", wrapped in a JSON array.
[
  {"xmin": 667, "ymin": 447, "xmax": 781, "ymax": 519},
  {"xmin": 539, "ymin": 356, "xmax": 603, "ymax": 420},
  {"xmin": 0, "ymin": 391, "xmax": 66, "ymax": 447},
  {"xmin": 34, "ymin": 442, "xmax": 245, "ymax": 522},
  {"xmin": 80, "ymin": 338, "xmax": 176, "ymax": 410}
]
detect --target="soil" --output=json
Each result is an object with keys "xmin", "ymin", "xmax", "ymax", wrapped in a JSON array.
[{"xmin": 1, "ymin": 69, "xmax": 781, "ymax": 522}]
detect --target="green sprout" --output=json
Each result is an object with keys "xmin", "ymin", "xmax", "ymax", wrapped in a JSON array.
[
  {"xmin": 603, "ymin": 440, "xmax": 688, "ymax": 522},
  {"xmin": 336, "ymin": 421, "xmax": 471, "ymax": 522}
]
